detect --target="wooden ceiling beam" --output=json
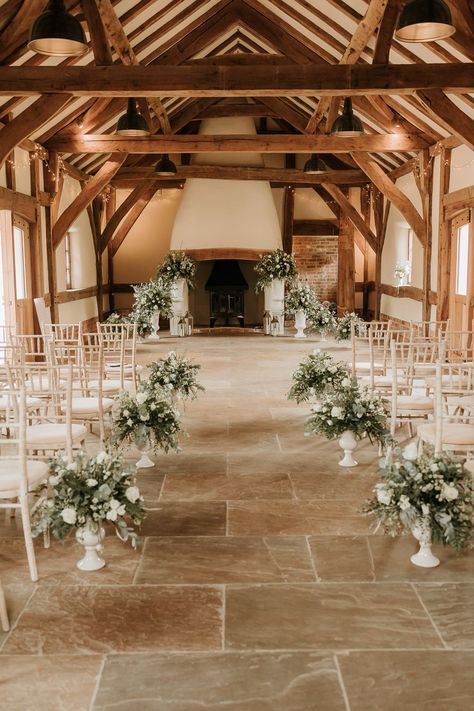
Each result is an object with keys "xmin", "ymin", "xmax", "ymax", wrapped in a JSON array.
[
  {"xmin": 80, "ymin": 0, "xmax": 113, "ymax": 65},
  {"xmin": 52, "ymin": 153, "xmax": 126, "ymax": 249},
  {"xmin": 323, "ymin": 183, "xmax": 378, "ymax": 253},
  {"xmin": 416, "ymin": 90, "xmax": 474, "ymax": 153},
  {"xmin": 352, "ymin": 152, "xmax": 426, "ymax": 248},
  {"xmin": 110, "ymin": 183, "xmax": 160, "ymax": 257},
  {"xmin": 111, "ymin": 164, "xmax": 367, "ymax": 185},
  {"xmin": 373, "ymin": 0, "xmax": 401, "ymax": 64},
  {"xmin": 47, "ymin": 133, "xmax": 430, "ymax": 154},
  {"xmin": 100, "ymin": 179, "xmax": 153, "ymax": 253},
  {"xmin": 4, "ymin": 64, "xmax": 472, "ymax": 97}
]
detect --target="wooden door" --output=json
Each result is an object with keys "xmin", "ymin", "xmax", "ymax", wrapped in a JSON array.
[
  {"xmin": 450, "ymin": 210, "xmax": 473, "ymax": 332},
  {"xmin": 0, "ymin": 210, "xmax": 17, "ymax": 334},
  {"xmin": 12, "ymin": 216, "xmax": 34, "ymax": 335}
]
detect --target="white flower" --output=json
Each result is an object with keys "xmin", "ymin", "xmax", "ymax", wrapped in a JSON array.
[
  {"xmin": 440, "ymin": 483, "xmax": 458, "ymax": 501},
  {"xmin": 136, "ymin": 393, "xmax": 147, "ymax": 405},
  {"xmin": 106, "ymin": 499, "xmax": 123, "ymax": 521},
  {"xmin": 66, "ymin": 462, "xmax": 77, "ymax": 471},
  {"xmin": 398, "ymin": 495, "xmax": 411, "ymax": 510},
  {"xmin": 125, "ymin": 486, "xmax": 140, "ymax": 503},
  {"xmin": 421, "ymin": 503, "xmax": 430, "ymax": 515},
  {"xmin": 341, "ymin": 378, "xmax": 351, "ymax": 387},
  {"xmin": 61, "ymin": 507, "xmax": 77, "ymax": 525},
  {"xmin": 86, "ymin": 478, "xmax": 98, "ymax": 487},
  {"xmin": 48, "ymin": 475, "xmax": 60, "ymax": 486},
  {"xmin": 437, "ymin": 512, "xmax": 452, "ymax": 526},
  {"xmin": 331, "ymin": 406, "xmax": 343, "ymax": 419},
  {"xmin": 402, "ymin": 442, "xmax": 418, "ymax": 462},
  {"xmin": 127, "ymin": 419, "xmax": 134, "ymax": 427},
  {"xmin": 96, "ymin": 451, "xmax": 110, "ymax": 464},
  {"xmin": 376, "ymin": 484, "xmax": 393, "ymax": 505},
  {"xmin": 140, "ymin": 413, "xmax": 150, "ymax": 421},
  {"xmin": 123, "ymin": 409, "xmax": 130, "ymax": 417}
]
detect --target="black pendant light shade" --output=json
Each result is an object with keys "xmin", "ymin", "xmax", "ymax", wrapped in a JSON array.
[
  {"xmin": 303, "ymin": 154, "xmax": 326, "ymax": 174},
  {"xmin": 395, "ymin": 0, "xmax": 455, "ymax": 42},
  {"xmin": 116, "ymin": 99, "xmax": 150, "ymax": 136},
  {"xmin": 28, "ymin": 0, "xmax": 88, "ymax": 56},
  {"xmin": 330, "ymin": 98, "xmax": 364, "ymax": 137},
  {"xmin": 155, "ymin": 154, "xmax": 177, "ymax": 176}
]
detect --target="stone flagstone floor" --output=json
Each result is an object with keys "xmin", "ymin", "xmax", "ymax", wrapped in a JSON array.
[{"xmin": 1, "ymin": 334, "xmax": 473, "ymax": 710}]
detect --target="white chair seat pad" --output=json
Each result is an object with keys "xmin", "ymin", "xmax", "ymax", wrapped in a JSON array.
[
  {"xmin": 25, "ymin": 376, "xmax": 65, "ymax": 392},
  {"xmin": 0, "ymin": 395, "xmax": 42, "ymax": 411},
  {"xmin": 360, "ymin": 375, "xmax": 394, "ymax": 387},
  {"xmin": 89, "ymin": 379, "xmax": 134, "ymax": 393},
  {"xmin": 455, "ymin": 395, "xmax": 474, "ymax": 411},
  {"xmin": 60, "ymin": 397, "xmax": 114, "ymax": 415},
  {"xmin": 397, "ymin": 395, "xmax": 434, "ymax": 411},
  {"xmin": 0, "ymin": 459, "xmax": 48, "ymax": 492},
  {"xmin": 105, "ymin": 363, "xmax": 143, "ymax": 373},
  {"xmin": 350, "ymin": 361, "xmax": 384, "ymax": 372},
  {"xmin": 26, "ymin": 423, "xmax": 87, "ymax": 446},
  {"xmin": 417, "ymin": 423, "xmax": 474, "ymax": 446}
]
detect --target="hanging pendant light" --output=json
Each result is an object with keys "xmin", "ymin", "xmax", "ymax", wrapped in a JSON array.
[
  {"xmin": 330, "ymin": 98, "xmax": 364, "ymax": 137},
  {"xmin": 28, "ymin": 0, "xmax": 88, "ymax": 56},
  {"xmin": 303, "ymin": 154, "xmax": 326, "ymax": 174},
  {"xmin": 395, "ymin": 0, "xmax": 455, "ymax": 42},
  {"xmin": 155, "ymin": 154, "xmax": 177, "ymax": 176},
  {"xmin": 116, "ymin": 99, "xmax": 150, "ymax": 136}
]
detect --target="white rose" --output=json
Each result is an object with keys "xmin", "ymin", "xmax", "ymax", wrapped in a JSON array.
[
  {"xmin": 136, "ymin": 393, "xmax": 147, "ymax": 405},
  {"xmin": 421, "ymin": 503, "xmax": 430, "ymax": 515},
  {"xmin": 48, "ymin": 475, "xmax": 60, "ymax": 485},
  {"xmin": 86, "ymin": 478, "xmax": 98, "ymax": 487},
  {"xmin": 398, "ymin": 495, "xmax": 411, "ymax": 511},
  {"xmin": 123, "ymin": 409, "xmax": 130, "ymax": 417},
  {"xmin": 140, "ymin": 414, "xmax": 150, "ymax": 421},
  {"xmin": 66, "ymin": 462, "xmax": 77, "ymax": 471},
  {"xmin": 106, "ymin": 509, "xmax": 118, "ymax": 521},
  {"xmin": 375, "ymin": 484, "xmax": 392, "ymax": 505},
  {"xmin": 125, "ymin": 486, "xmax": 140, "ymax": 503},
  {"xmin": 127, "ymin": 419, "xmax": 134, "ymax": 427},
  {"xmin": 403, "ymin": 442, "xmax": 418, "ymax": 462},
  {"xmin": 96, "ymin": 451, "xmax": 110, "ymax": 465},
  {"xmin": 331, "ymin": 406, "xmax": 343, "ymax": 419},
  {"xmin": 341, "ymin": 378, "xmax": 351, "ymax": 388},
  {"xmin": 440, "ymin": 483, "xmax": 458, "ymax": 501},
  {"xmin": 61, "ymin": 507, "xmax": 77, "ymax": 525}
]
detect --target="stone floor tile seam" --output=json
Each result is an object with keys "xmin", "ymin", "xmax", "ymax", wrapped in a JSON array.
[
  {"xmin": 87, "ymin": 655, "xmax": 106, "ymax": 711},
  {"xmin": 221, "ymin": 585, "xmax": 226, "ymax": 651},
  {"xmin": 410, "ymin": 582, "xmax": 451, "ymax": 650},
  {"xmin": 225, "ymin": 501, "xmax": 229, "ymax": 536},
  {"xmin": 364, "ymin": 536, "xmax": 377, "ymax": 583},
  {"xmin": 0, "ymin": 585, "xmax": 36, "ymax": 654},
  {"xmin": 157, "ymin": 472, "xmax": 167, "ymax": 501},
  {"xmin": 275, "ymin": 433, "xmax": 283, "ymax": 452},
  {"xmin": 333, "ymin": 653, "xmax": 353, "ymax": 711},
  {"xmin": 131, "ymin": 538, "xmax": 149, "ymax": 585},
  {"xmin": 286, "ymin": 473, "xmax": 299, "ymax": 501},
  {"xmin": 305, "ymin": 535, "xmax": 321, "ymax": 582}
]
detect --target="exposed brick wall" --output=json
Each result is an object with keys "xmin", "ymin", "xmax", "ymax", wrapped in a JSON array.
[{"xmin": 292, "ymin": 236, "xmax": 338, "ymax": 303}]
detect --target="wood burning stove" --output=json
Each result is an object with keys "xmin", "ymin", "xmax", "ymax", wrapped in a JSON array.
[{"xmin": 205, "ymin": 260, "xmax": 248, "ymax": 327}]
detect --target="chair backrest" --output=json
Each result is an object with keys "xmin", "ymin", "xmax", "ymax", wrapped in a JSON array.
[
  {"xmin": 43, "ymin": 322, "xmax": 82, "ymax": 344},
  {"xmin": 445, "ymin": 331, "xmax": 474, "ymax": 364},
  {"xmin": 411, "ymin": 320, "xmax": 450, "ymax": 339},
  {"xmin": 10, "ymin": 334, "xmax": 45, "ymax": 362},
  {"xmin": 0, "ymin": 324, "xmax": 16, "ymax": 345},
  {"xmin": 433, "ymin": 360, "xmax": 474, "ymax": 454},
  {"xmin": 0, "ymin": 387, "xmax": 28, "ymax": 498}
]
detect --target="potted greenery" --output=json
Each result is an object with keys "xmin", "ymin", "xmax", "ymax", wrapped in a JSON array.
[
  {"xmin": 394, "ymin": 261, "xmax": 411, "ymax": 287},
  {"xmin": 32, "ymin": 451, "xmax": 145, "ymax": 571},
  {"xmin": 335, "ymin": 312, "xmax": 365, "ymax": 341},
  {"xmin": 285, "ymin": 282, "xmax": 317, "ymax": 338},
  {"xmin": 255, "ymin": 250, "xmax": 298, "ymax": 336},
  {"xmin": 305, "ymin": 378, "xmax": 389, "ymax": 467},
  {"xmin": 112, "ymin": 383, "xmax": 181, "ymax": 469},
  {"xmin": 363, "ymin": 445, "xmax": 474, "ymax": 567},
  {"xmin": 288, "ymin": 351, "xmax": 348, "ymax": 403},
  {"xmin": 147, "ymin": 351, "xmax": 204, "ymax": 402},
  {"xmin": 130, "ymin": 277, "xmax": 173, "ymax": 339},
  {"xmin": 156, "ymin": 252, "xmax": 196, "ymax": 336},
  {"xmin": 307, "ymin": 300, "xmax": 337, "ymax": 340}
]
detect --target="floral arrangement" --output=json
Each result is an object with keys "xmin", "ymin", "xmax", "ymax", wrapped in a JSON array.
[
  {"xmin": 362, "ymin": 446, "xmax": 474, "ymax": 552},
  {"xmin": 285, "ymin": 281, "xmax": 317, "ymax": 315},
  {"xmin": 156, "ymin": 251, "xmax": 196, "ymax": 288},
  {"xmin": 255, "ymin": 249, "xmax": 298, "ymax": 291},
  {"xmin": 305, "ymin": 378, "xmax": 389, "ymax": 444},
  {"xmin": 288, "ymin": 351, "xmax": 348, "ymax": 403},
  {"xmin": 394, "ymin": 261, "xmax": 411, "ymax": 284},
  {"xmin": 112, "ymin": 384, "xmax": 181, "ymax": 454},
  {"xmin": 31, "ymin": 451, "xmax": 145, "ymax": 546},
  {"xmin": 105, "ymin": 312, "xmax": 129, "ymax": 325},
  {"xmin": 307, "ymin": 300, "xmax": 337, "ymax": 334},
  {"xmin": 129, "ymin": 277, "xmax": 173, "ymax": 336},
  {"xmin": 335, "ymin": 312, "xmax": 365, "ymax": 341},
  {"xmin": 147, "ymin": 351, "xmax": 204, "ymax": 401}
]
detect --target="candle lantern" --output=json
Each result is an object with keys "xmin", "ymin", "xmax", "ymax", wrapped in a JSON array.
[
  {"xmin": 271, "ymin": 316, "xmax": 280, "ymax": 337},
  {"xmin": 178, "ymin": 317, "xmax": 187, "ymax": 338},
  {"xmin": 184, "ymin": 311, "xmax": 193, "ymax": 336},
  {"xmin": 263, "ymin": 310, "xmax": 272, "ymax": 335}
]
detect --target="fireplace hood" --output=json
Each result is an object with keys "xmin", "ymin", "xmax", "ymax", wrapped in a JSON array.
[
  {"xmin": 205, "ymin": 260, "xmax": 249, "ymax": 290},
  {"xmin": 170, "ymin": 116, "xmax": 282, "ymax": 256}
]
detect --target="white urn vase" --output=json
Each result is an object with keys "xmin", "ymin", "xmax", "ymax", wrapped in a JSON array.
[
  {"xmin": 264, "ymin": 279, "xmax": 285, "ymax": 336},
  {"xmin": 410, "ymin": 517, "xmax": 440, "ymax": 568},
  {"xmin": 170, "ymin": 278, "xmax": 189, "ymax": 336},
  {"xmin": 338, "ymin": 429, "xmax": 358, "ymax": 467},
  {"xmin": 75, "ymin": 521, "xmax": 106, "ymax": 571},
  {"xmin": 294, "ymin": 310, "xmax": 307, "ymax": 339},
  {"xmin": 135, "ymin": 440, "xmax": 155, "ymax": 469},
  {"xmin": 149, "ymin": 310, "xmax": 160, "ymax": 340}
]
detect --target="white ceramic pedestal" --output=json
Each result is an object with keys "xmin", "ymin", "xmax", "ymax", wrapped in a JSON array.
[
  {"xmin": 410, "ymin": 519, "xmax": 440, "ymax": 567},
  {"xmin": 294, "ymin": 310, "xmax": 307, "ymax": 339},
  {"xmin": 75, "ymin": 523, "xmax": 105, "ymax": 571},
  {"xmin": 338, "ymin": 430, "xmax": 358, "ymax": 467},
  {"xmin": 148, "ymin": 310, "xmax": 161, "ymax": 340},
  {"xmin": 170, "ymin": 278, "xmax": 189, "ymax": 336},
  {"xmin": 264, "ymin": 279, "xmax": 285, "ymax": 336},
  {"xmin": 136, "ymin": 442, "xmax": 155, "ymax": 469}
]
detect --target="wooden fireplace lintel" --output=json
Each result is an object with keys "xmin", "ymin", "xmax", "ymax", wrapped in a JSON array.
[{"xmin": 182, "ymin": 248, "xmax": 272, "ymax": 261}]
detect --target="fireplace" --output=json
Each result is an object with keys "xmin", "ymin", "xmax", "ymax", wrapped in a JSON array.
[{"xmin": 188, "ymin": 259, "xmax": 263, "ymax": 327}]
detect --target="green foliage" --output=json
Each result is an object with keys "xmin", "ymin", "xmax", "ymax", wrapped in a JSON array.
[
  {"xmin": 156, "ymin": 251, "xmax": 196, "ymax": 288},
  {"xmin": 147, "ymin": 351, "xmax": 204, "ymax": 401},
  {"xmin": 129, "ymin": 277, "xmax": 173, "ymax": 336},
  {"xmin": 255, "ymin": 249, "xmax": 298, "ymax": 291},
  {"xmin": 307, "ymin": 300, "xmax": 337, "ymax": 334},
  {"xmin": 362, "ymin": 446, "xmax": 474, "ymax": 552},
  {"xmin": 285, "ymin": 281, "xmax": 317, "ymax": 315},
  {"xmin": 335, "ymin": 312, "xmax": 365, "ymax": 341},
  {"xmin": 288, "ymin": 351, "xmax": 348, "ymax": 403}
]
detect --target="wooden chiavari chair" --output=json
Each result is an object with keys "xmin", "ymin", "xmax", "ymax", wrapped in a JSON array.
[
  {"xmin": 350, "ymin": 320, "xmax": 393, "ymax": 378},
  {"xmin": 96, "ymin": 322, "xmax": 140, "ymax": 391},
  {"xmin": 389, "ymin": 340, "xmax": 435, "ymax": 439}
]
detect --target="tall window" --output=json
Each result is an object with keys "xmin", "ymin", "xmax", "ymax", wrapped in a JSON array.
[
  {"xmin": 12, "ymin": 219, "xmax": 28, "ymax": 299},
  {"xmin": 405, "ymin": 228, "xmax": 413, "ymax": 285},
  {"xmin": 455, "ymin": 223, "xmax": 469, "ymax": 296}
]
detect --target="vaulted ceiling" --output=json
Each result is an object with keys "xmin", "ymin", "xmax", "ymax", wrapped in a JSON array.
[{"xmin": 0, "ymin": 0, "xmax": 473, "ymax": 182}]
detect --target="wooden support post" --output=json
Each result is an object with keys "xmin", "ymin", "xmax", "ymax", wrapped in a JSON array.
[
  {"xmin": 282, "ymin": 185, "xmax": 295, "ymax": 254},
  {"xmin": 415, "ymin": 149, "xmax": 434, "ymax": 321},
  {"xmin": 373, "ymin": 188, "xmax": 385, "ymax": 319},
  {"xmin": 360, "ymin": 185, "xmax": 371, "ymax": 319},
  {"xmin": 338, "ymin": 211, "xmax": 355, "ymax": 314},
  {"xmin": 106, "ymin": 188, "xmax": 116, "ymax": 315},
  {"xmin": 29, "ymin": 151, "xmax": 44, "ymax": 334},
  {"xmin": 436, "ymin": 147, "xmax": 452, "ymax": 321},
  {"xmin": 43, "ymin": 160, "xmax": 58, "ymax": 323}
]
